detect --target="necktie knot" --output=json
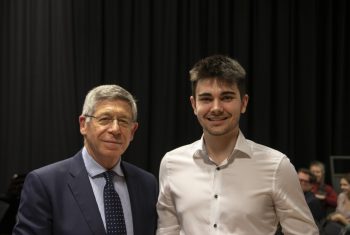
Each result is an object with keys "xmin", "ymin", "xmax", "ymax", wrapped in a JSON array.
[{"xmin": 103, "ymin": 170, "xmax": 115, "ymax": 183}]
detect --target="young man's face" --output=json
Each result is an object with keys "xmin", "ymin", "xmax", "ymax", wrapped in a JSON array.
[
  {"xmin": 79, "ymin": 99, "xmax": 138, "ymax": 167},
  {"xmin": 190, "ymin": 78, "xmax": 248, "ymax": 138}
]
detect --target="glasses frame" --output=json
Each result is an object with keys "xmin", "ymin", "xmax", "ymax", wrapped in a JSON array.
[{"xmin": 84, "ymin": 114, "xmax": 134, "ymax": 128}]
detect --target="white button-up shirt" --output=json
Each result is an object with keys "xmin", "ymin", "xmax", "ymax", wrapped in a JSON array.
[{"xmin": 157, "ymin": 131, "xmax": 319, "ymax": 235}]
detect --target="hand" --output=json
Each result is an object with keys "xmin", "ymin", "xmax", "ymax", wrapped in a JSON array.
[
  {"xmin": 329, "ymin": 213, "xmax": 349, "ymax": 225},
  {"xmin": 315, "ymin": 193, "xmax": 326, "ymax": 200}
]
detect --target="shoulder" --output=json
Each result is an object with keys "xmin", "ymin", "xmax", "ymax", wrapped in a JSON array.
[
  {"xmin": 21, "ymin": 153, "xmax": 83, "ymax": 200},
  {"xmin": 236, "ymin": 132, "xmax": 286, "ymax": 162},
  {"xmin": 247, "ymin": 139, "xmax": 285, "ymax": 158},
  {"xmin": 22, "ymin": 151, "xmax": 86, "ymax": 194},
  {"xmin": 242, "ymin": 139, "xmax": 289, "ymax": 172},
  {"xmin": 29, "ymin": 151, "xmax": 82, "ymax": 180},
  {"xmin": 242, "ymin": 140, "xmax": 297, "ymax": 187}
]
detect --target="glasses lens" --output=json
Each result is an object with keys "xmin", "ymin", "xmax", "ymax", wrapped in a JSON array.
[{"xmin": 94, "ymin": 116, "xmax": 132, "ymax": 127}]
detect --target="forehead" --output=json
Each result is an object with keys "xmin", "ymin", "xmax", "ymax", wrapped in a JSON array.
[
  {"xmin": 340, "ymin": 178, "xmax": 350, "ymax": 184},
  {"xmin": 298, "ymin": 172, "xmax": 310, "ymax": 179},
  {"xmin": 94, "ymin": 99, "xmax": 132, "ymax": 115},
  {"xmin": 195, "ymin": 78, "xmax": 239, "ymax": 95},
  {"xmin": 310, "ymin": 166, "xmax": 321, "ymax": 171}
]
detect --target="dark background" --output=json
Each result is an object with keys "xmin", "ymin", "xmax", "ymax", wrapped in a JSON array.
[{"xmin": 1, "ymin": 0, "xmax": 349, "ymax": 195}]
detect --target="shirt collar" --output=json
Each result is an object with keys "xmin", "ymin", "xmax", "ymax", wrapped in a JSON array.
[
  {"xmin": 234, "ymin": 130, "xmax": 253, "ymax": 157},
  {"xmin": 193, "ymin": 130, "xmax": 253, "ymax": 161},
  {"xmin": 82, "ymin": 147, "xmax": 124, "ymax": 178}
]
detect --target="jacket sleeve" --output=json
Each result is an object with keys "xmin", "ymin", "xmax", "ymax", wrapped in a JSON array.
[{"xmin": 12, "ymin": 171, "xmax": 52, "ymax": 235}]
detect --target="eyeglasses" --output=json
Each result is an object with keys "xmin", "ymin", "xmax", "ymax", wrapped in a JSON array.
[
  {"xmin": 299, "ymin": 179, "xmax": 310, "ymax": 183},
  {"xmin": 84, "ymin": 115, "xmax": 133, "ymax": 128}
]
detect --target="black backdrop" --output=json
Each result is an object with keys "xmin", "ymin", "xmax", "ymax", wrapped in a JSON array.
[{"xmin": 0, "ymin": 0, "xmax": 349, "ymax": 193}]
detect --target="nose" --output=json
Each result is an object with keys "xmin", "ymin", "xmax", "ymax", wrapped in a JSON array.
[
  {"xmin": 108, "ymin": 119, "xmax": 121, "ymax": 133},
  {"xmin": 211, "ymin": 99, "xmax": 223, "ymax": 113}
]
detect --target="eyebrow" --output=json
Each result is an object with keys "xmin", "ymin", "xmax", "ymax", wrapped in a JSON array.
[{"xmin": 197, "ymin": 91, "xmax": 237, "ymax": 97}]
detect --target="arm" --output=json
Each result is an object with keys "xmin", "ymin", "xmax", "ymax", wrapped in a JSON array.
[
  {"xmin": 329, "ymin": 213, "xmax": 350, "ymax": 226},
  {"xmin": 156, "ymin": 156, "xmax": 180, "ymax": 235},
  {"xmin": 274, "ymin": 157, "xmax": 319, "ymax": 235},
  {"xmin": 12, "ymin": 171, "xmax": 52, "ymax": 235}
]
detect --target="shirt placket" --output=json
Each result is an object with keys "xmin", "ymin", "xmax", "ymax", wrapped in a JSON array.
[{"xmin": 210, "ymin": 165, "xmax": 222, "ymax": 234}]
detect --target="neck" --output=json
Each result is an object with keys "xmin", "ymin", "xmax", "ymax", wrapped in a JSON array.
[{"xmin": 204, "ymin": 130, "xmax": 239, "ymax": 165}]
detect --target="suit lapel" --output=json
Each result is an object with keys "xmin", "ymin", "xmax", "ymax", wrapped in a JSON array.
[
  {"xmin": 122, "ymin": 162, "xmax": 142, "ymax": 234},
  {"xmin": 68, "ymin": 153, "xmax": 106, "ymax": 235}
]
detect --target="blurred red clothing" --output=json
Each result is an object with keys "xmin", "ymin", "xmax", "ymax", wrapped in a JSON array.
[{"xmin": 311, "ymin": 183, "xmax": 337, "ymax": 208}]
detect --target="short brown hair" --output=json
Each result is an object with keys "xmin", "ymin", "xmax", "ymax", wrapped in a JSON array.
[
  {"xmin": 189, "ymin": 55, "xmax": 246, "ymax": 98},
  {"xmin": 298, "ymin": 168, "xmax": 317, "ymax": 184}
]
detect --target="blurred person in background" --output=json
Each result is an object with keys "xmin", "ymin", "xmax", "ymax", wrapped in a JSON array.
[
  {"xmin": 328, "ymin": 173, "xmax": 350, "ymax": 232},
  {"xmin": 298, "ymin": 168, "xmax": 326, "ymax": 224},
  {"xmin": 310, "ymin": 160, "xmax": 337, "ymax": 214}
]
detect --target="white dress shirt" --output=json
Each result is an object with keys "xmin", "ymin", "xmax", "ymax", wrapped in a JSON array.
[{"xmin": 157, "ymin": 131, "xmax": 319, "ymax": 235}]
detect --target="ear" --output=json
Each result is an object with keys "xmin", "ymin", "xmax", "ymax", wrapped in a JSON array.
[
  {"xmin": 129, "ymin": 122, "xmax": 139, "ymax": 141},
  {"xmin": 190, "ymin": 96, "xmax": 198, "ymax": 115},
  {"xmin": 240, "ymin": 94, "xmax": 249, "ymax": 114},
  {"xmin": 79, "ymin": 115, "xmax": 87, "ymax": 135}
]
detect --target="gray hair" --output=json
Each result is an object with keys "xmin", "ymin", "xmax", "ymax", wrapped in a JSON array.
[{"xmin": 81, "ymin": 84, "xmax": 138, "ymax": 121}]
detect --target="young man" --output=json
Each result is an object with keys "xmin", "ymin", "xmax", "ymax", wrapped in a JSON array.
[
  {"xmin": 157, "ymin": 55, "xmax": 319, "ymax": 234},
  {"xmin": 13, "ymin": 85, "xmax": 158, "ymax": 235}
]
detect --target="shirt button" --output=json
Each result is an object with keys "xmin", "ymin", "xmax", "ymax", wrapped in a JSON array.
[
  {"xmin": 216, "ymin": 167, "xmax": 220, "ymax": 171},
  {"xmin": 213, "ymin": 224, "xmax": 217, "ymax": 228},
  {"xmin": 214, "ymin": 194, "xmax": 218, "ymax": 199}
]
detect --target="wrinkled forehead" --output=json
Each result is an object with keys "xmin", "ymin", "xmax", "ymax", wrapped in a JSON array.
[{"xmin": 93, "ymin": 99, "xmax": 133, "ymax": 113}]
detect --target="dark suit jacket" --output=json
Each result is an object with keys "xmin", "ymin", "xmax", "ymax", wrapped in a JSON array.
[
  {"xmin": 12, "ymin": 151, "xmax": 158, "ymax": 235},
  {"xmin": 304, "ymin": 191, "xmax": 326, "ymax": 224}
]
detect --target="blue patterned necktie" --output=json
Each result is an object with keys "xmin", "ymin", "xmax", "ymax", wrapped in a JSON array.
[{"xmin": 103, "ymin": 170, "xmax": 127, "ymax": 235}]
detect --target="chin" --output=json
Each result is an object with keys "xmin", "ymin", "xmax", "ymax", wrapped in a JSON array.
[
  {"xmin": 103, "ymin": 149, "xmax": 123, "ymax": 157},
  {"xmin": 207, "ymin": 130, "xmax": 229, "ymax": 136}
]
